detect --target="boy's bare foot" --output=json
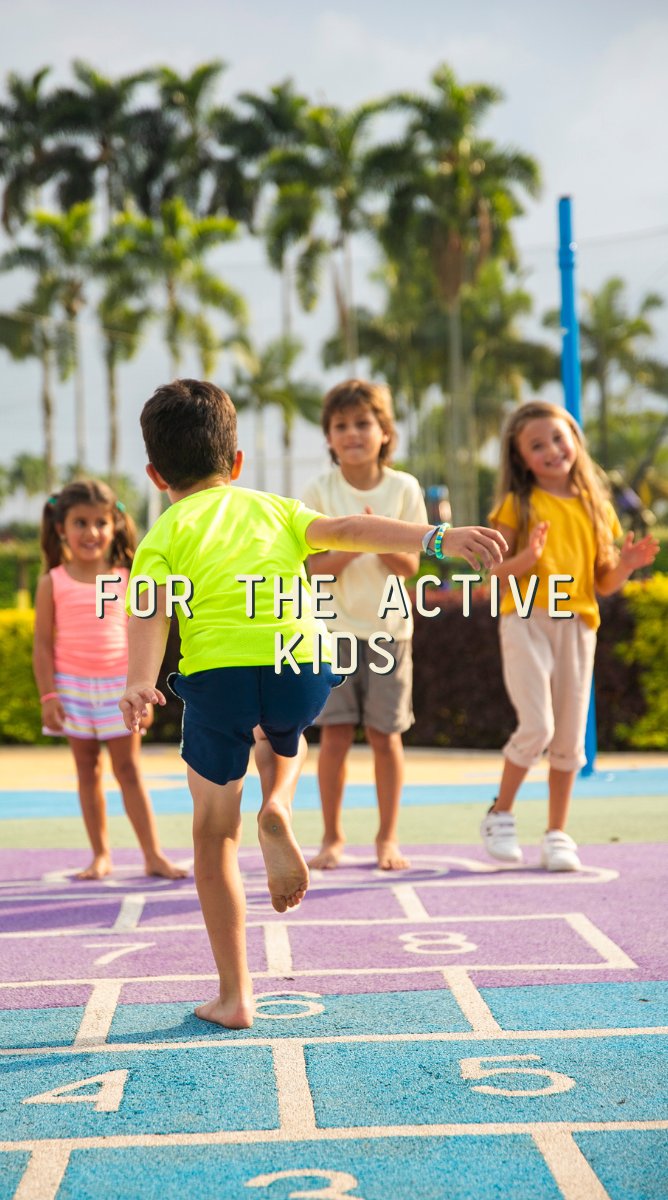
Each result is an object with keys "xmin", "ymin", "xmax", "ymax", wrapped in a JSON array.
[
  {"xmin": 195, "ymin": 992, "xmax": 254, "ymax": 1030},
  {"xmin": 76, "ymin": 854, "xmax": 113, "ymax": 880},
  {"xmin": 308, "ymin": 839, "xmax": 345, "ymax": 870},
  {"xmin": 258, "ymin": 800, "xmax": 309, "ymax": 913},
  {"xmin": 376, "ymin": 840, "xmax": 410, "ymax": 870},
  {"xmin": 144, "ymin": 855, "xmax": 188, "ymax": 880}
]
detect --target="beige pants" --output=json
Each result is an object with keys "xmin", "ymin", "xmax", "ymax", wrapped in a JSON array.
[{"xmin": 499, "ymin": 608, "xmax": 597, "ymax": 772}]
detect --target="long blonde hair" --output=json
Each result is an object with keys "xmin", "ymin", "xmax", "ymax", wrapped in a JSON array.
[{"xmin": 493, "ymin": 400, "xmax": 617, "ymax": 569}]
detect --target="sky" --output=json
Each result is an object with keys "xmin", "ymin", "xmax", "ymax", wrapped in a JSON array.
[{"xmin": 1, "ymin": 0, "xmax": 668, "ymax": 512}]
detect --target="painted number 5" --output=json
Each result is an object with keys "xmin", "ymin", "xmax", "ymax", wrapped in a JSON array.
[
  {"xmin": 459, "ymin": 1055, "xmax": 576, "ymax": 1097},
  {"xmin": 246, "ymin": 1170, "xmax": 364, "ymax": 1199}
]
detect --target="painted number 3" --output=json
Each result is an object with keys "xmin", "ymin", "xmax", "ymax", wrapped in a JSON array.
[
  {"xmin": 246, "ymin": 1171, "xmax": 364, "ymax": 1198},
  {"xmin": 459, "ymin": 1055, "xmax": 576, "ymax": 1097}
]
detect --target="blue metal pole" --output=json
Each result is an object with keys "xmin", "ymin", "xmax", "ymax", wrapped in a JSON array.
[{"xmin": 558, "ymin": 196, "xmax": 596, "ymax": 775}]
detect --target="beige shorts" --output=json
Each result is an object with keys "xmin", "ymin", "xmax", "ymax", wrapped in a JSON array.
[
  {"xmin": 499, "ymin": 608, "xmax": 597, "ymax": 772},
  {"xmin": 315, "ymin": 639, "xmax": 414, "ymax": 735}
]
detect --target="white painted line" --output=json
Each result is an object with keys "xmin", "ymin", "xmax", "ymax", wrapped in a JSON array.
[
  {"xmin": 112, "ymin": 894, "xmax": 146, "ymax": 932},
  {"xmin": 263, "ymin": 925, "xmax": 293, "ymax": 975},
  {"xmin": 13, "ymin": 1142, "xmax": 71, "ymax": 1200},
  {"xmin": 2, "ymin": 1025, "xmax": 667, "ymax": 1061},
  {"xmin": 73, "ymin": 980, "xmax": 123, "ymax": 1047},
  {"xmin": 272, "ymin": 1043, "xmax": 317, "ymax": 1137},
  {"xmin": 441, "ymin": 968, "xmax": 502, "ymax": 1035},
  {"xmin": 562, "ymin": 913, "xmax": 638, "ymax": 970},
  {"xmin": 532, "ymin": 1126, "xmax": 612, "ymax": 1200},
  {"xmin": 1, "ymin": 1119, "xmax": 667, "ymax": 1154},
  {"xmin": 391, "ymin": 884, "xmax": 430, "ymax": 921}
]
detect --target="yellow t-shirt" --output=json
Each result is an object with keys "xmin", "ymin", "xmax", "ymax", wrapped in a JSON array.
[
  {"xmin": 490, "ymin": 488, "xmax": 622, "ymax": 630},
  {"xmin": 127, "ymin": 485, "xmax": 331, "ymax": 673}
]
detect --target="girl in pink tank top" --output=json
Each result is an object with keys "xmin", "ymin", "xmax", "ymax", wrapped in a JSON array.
[{"xmin": 33, "ymin": 480, "xmax": 186, "ymax": 883}]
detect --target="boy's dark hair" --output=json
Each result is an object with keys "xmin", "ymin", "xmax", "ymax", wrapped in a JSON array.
[
  {"xmin": 140, "ymin": 379, "xmax": 238, "ymax": 488},
  {"xmin": 321, "ymin": 379, "xmax": 397, "ymax": 465},
  {"xmin": 41, "ymin": 479, "xmax": 136, "ymax": 571}
]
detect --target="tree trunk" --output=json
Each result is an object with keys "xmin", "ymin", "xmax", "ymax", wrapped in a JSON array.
[
  {"xmin": 282, "ymin": 257, "xmax": 292, "ymax": 342},
  {"xmin": 107, "ymin": 351, "xmax": 119, "ymax": 485},
  {"xmin": 599, "ymin": 366, "xmax": 609, "ymax": 470},
  {"xmin": 41, "ymin": 343, "xmax": 55, "ymax": 493},
  {"xmin": 255, "ymin": 407, "xmax": 266, "ymax": 492},
  {"xmin": 283, "ymin": 417, "xmax": 293, "ymax": 498},
  {"xmin": 73, "ymin": 319, "xmax": 86, "ymax": 471},
  {"xmin": 343, "ymin": 233, "xmax": 358, "ymax": 369},
  {"xmin": 446, "ymin": 301, "xmax": 477, "ymax": 526}
]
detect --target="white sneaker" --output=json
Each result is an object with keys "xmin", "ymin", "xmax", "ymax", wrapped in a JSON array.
[
  {"xmin": 541, "ymin": 830, "xmax": 581, "ymax": 872},
  {"xmin": 480, "ymin": 807, "xmax": 523, "ymax": 864}
]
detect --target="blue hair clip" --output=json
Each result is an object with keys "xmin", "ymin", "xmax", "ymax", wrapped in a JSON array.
[
  {"xmin": 116, "ymin": 501, "xmax": 126, "ymax": 512},
  {"xmin": 47, "ymin": 496, "xmax": 57, "ymax": 507}
]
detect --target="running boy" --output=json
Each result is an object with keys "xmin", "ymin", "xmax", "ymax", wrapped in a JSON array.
[
  {"xmin": 119, "ymin": 379, "xmax": 506, "ymax": 1028},
  {"xmin": 303, "ymin": 380, "xmax": 428, "ymax": 871}
]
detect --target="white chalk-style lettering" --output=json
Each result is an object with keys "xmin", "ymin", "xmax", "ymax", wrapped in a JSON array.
[
  {"xmin": 549, "ymin": 574, "xmax": 575, "ymax": 619},
  {"xmin": 416, "ymin": 575, "xmax": 441, "ymax": 618},
  {"xmin": 451, "ymin": 573, "xmax": 482, "ymax": 618},
  {"xmin": 368, "ymin": 632, "xmax": 396, "ymax": 675},
  {"xmin": 166, "ymin": 575, "xmax": 194, "ymax": 619},
  {"xmin": 330, "ymin": 632, "xmax": 359, "ymax": 675},
  {"xmin": 490, "ymin": 574, "xmax": 500, "ymax": 618},
  {"xmin": 508, "ymin": 574, "xmax": 539, "ymax": 619},
  {"xmin": 275, "ymin": 631, "xmax": 303, "ymax": 674},
  {"xmin": 310, "ymin": 574, "xmax": 337, "ymax": 619},
  {"xmin": 129, "ymin": 575, "xmax": 157, "ymax": 618},
  {"xmin": 377, "ymin": 574, "xmax": 410, "ymax": 620},
  {"xmin": 274, "ymin": 575, "xmax": 302, "ymax": 619},
  {"xmin": 95, "ymin": 574, "xmax": 121, "ymax": 619},
  {"xmin": 235, "ymin": 574, "xmax": 266, "ymax": 618}
]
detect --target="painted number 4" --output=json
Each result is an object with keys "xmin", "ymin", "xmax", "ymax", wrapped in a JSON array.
[
  {"xmin": 459, "ymin": 1055, "xmax": 576, "ymax": 1097},
  {"xmin": 246, "ymin": 1170, "xmax": 364, "ymax": 1198}
]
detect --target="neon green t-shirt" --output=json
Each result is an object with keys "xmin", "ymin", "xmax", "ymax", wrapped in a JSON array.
[{"xmin": 127, "ymin": 485, "xmax": 331, "ymax": 674}]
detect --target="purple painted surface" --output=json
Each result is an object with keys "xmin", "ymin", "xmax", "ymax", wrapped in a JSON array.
[{"xmin": 0, "ymin": 844, "xmax": 666, "ymax": 1009}]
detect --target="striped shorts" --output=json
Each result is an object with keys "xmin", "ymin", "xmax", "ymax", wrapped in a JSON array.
[{"xmin": 43, "ymin": 672, "xmax": 130, "ymax": 741}]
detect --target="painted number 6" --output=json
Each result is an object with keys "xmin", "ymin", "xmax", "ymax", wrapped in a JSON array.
[
  {"xmin": 245, "ymin": 1170, "xmax": 364, "ymax": 1198},
  {"xmin": 459, "ymin": 1054, "xmax": 576, "ymax": 1097}
]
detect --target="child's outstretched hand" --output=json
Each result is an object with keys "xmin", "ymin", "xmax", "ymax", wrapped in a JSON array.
[
  {"xmin": 120, "ymin": 684, "xmax": 166, "ymax": 732},
  {"xmin": 620, "ymin": 530, "xmax": 660, "ymax": 575},
  {"xmin": 528, "ymin": 521, "xmax": 550, "ymax": 561},
  {"xmin": 439, "ymin": 526, "xmax": 508, "ymax": 570}
]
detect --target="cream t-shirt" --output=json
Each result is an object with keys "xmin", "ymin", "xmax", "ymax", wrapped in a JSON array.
[{"xmin": 302, "ymin": 466, "xmax": 428, "ymax": 642}]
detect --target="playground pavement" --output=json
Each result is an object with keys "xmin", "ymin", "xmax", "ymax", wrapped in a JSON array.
[{"xmin": 0, "ymin": 744, "xmax": 667, "ymax": 1198}]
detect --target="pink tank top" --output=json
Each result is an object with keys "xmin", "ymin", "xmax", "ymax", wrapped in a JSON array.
[{"xmin": 51, "ymin": 564, "xmax": 129, "ymax": 678}]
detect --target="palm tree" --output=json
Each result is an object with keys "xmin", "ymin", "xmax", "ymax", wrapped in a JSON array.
[
  {"xmin": 1, "ymin": 201, "xmax": 94, "ymax": 469},
  {"xmin": 108, "ymin": 197, "xmax": 246, "ymax": 377},
  {"xmin": 546, "ymin": 278, "xmax": 662, "ymax": 470},
  {"xmin": 232, "ymin": 337, "xmax": 321, "ymax": 495},
  {"xmin": 368, "ymin": 66, "xmax": 540, "ymax": 522},
  {"xmin": 97, "ymin": 272, "xmax": 152, "ymax": 482},
  {"xmin": 263, "ymin": 100, "xmax": 385, "ymax": 365}
]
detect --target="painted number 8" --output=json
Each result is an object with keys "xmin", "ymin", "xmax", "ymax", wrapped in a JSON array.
[
  {"xmin": 399, "ymin": 931, "xmax": 477, "ymax": 954},
  {"xmin": 246, "ymin": 1170, "xmax": 364, "ymax": 1198},
  {"xmin": 459, "ymin": 1055, "xmax": 576, "ymax": 1097}
]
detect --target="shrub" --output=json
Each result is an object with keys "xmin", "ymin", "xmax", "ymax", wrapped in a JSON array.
[
  {"xmin": 0, "ymin": 609, "xmax": 48, "ymax": 744},
  {"xmin": 615, "ymin": 573, "xmax": 668, "ymax": 748}
]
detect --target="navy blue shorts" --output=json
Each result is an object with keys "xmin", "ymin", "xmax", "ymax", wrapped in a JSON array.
[{"xmin": 168, "ymin": 663, "xmax": 342, "ymax": 787}]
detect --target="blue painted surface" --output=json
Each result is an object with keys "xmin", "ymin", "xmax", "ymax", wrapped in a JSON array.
[
  {"xmin": 481, "ymin": 981, "xmax": 668, "ymax": 1031},
  {"xmin": 1, "ymin": 767, "xmax": 667, "ymax": 818},
  {"xmin": 0, "ymin": 1046, "xmax": 278, "ymax": 1138},
  {"xmin": 108, "ymin": 989, "xmax": 470, "ymax": 1043},
  {"xmin": 0, "ymin": 1006, "xmax": 85, "ymax": 1048},
  {"xmin": 305, "ymin": 1035, "xmax": 668, "ymax": 1127},
  {"xmin": 0, "ymin": 1153, "xmax": 30, "ymax": 1200},
  {"xmin": 574, "ymin": 1130, "xmax": 668, "ymax": 1200},
  {"xmin": 55, "ymin": 1137, "xmax": 564, "ymax": 1200}
]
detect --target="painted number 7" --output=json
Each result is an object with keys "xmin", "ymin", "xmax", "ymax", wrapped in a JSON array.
[
  {"xmin": 459, "ymin": 1055, "xmax": 576, "ymax": 1097},
  {"xmin": 246, "ymin": 1170, "xmax": 364, "ymax": 1198}
]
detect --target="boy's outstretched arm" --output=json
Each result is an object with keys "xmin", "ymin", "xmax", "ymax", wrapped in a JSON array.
[
  {"xmin": 306, "ymin": 515, "xmax": 507, "ymax": 571},
  {"xmin": 119, "ymin": 584, "xmax": 170, "ymax": 732}
]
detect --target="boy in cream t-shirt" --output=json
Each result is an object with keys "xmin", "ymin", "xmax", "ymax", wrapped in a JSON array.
[{"xmin": 303, "ymin": 379, "xmax": 428, "ymax": 871}]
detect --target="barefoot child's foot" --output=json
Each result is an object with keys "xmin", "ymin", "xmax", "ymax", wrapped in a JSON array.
[
  {"xmin": 376, "ymin": 840, "xmax": 410, "ymax": 870},
  {"xmin": 144, "ymin": 855, "xmax": 188, "ymax": 880},
  {"xmin": 258, "ymin": 800, "xmax": 309, "ymax": 913},
  {"xmin": 195, "ymin": 990, "xmax": 254, "ymax": 1030},
  {"xmin": 76, "ymin": 854, "xmax": 113, "ymax": 880},
  {"xmin": 308, "ymin": 838, "xmax": 345, "ymax": 870}
]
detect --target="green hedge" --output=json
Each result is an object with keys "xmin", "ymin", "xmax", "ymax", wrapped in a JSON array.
[
  {"xmin": 0, "ymin": 610, "xmax": 51, "ymax": 743},
  {"xmin": 616, "ymin": 573, "xmax": 668, "ymax": 748}
]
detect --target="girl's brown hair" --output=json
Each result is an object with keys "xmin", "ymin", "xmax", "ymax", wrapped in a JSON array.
[
  {"xmin": 493, "ymin": 400, "xmax": 617, "ymax": 570},
  {"xmin": 41, "ymin": 480, "xmax": 137, "ymax": 571},
  {"xmin": 321, "ymin": 379, "xmax": 398, "ymax": 466}
]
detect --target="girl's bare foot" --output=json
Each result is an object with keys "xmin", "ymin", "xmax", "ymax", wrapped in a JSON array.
[
  {"xmin": 258, "ymin": 799, "xmax": 309, "ymax": 913},
  {"xmin": 308, "ymin": 839, "xmax": 345, "ymax": 870},
  {"xmin": 195, "ymin": 991, "xmax": 254, "ymax": 1030},
  {"xmin": 376, "ymin": 839, "xmax": 410, "ymax": 870},
  {"xmin": 76, "ymin": 854, "xmax": 113, "ymax": 880},
  {"xmin": 144, "ymin": 855, "xmax": 188, "ymax": 880}
]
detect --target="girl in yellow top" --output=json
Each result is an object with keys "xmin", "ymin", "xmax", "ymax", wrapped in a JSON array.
[{"xmin": 483, "ymin": 400, "xmax": 658, "ymax": 871}]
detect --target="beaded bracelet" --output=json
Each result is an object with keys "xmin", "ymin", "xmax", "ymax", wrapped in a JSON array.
[
  {"xmin": 424, "ymin": 522, "xmax": 451, "ymax": 560},
  {"xmin": 40, "ymin": 692, "xmax": 58, "ymax": 703}
]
